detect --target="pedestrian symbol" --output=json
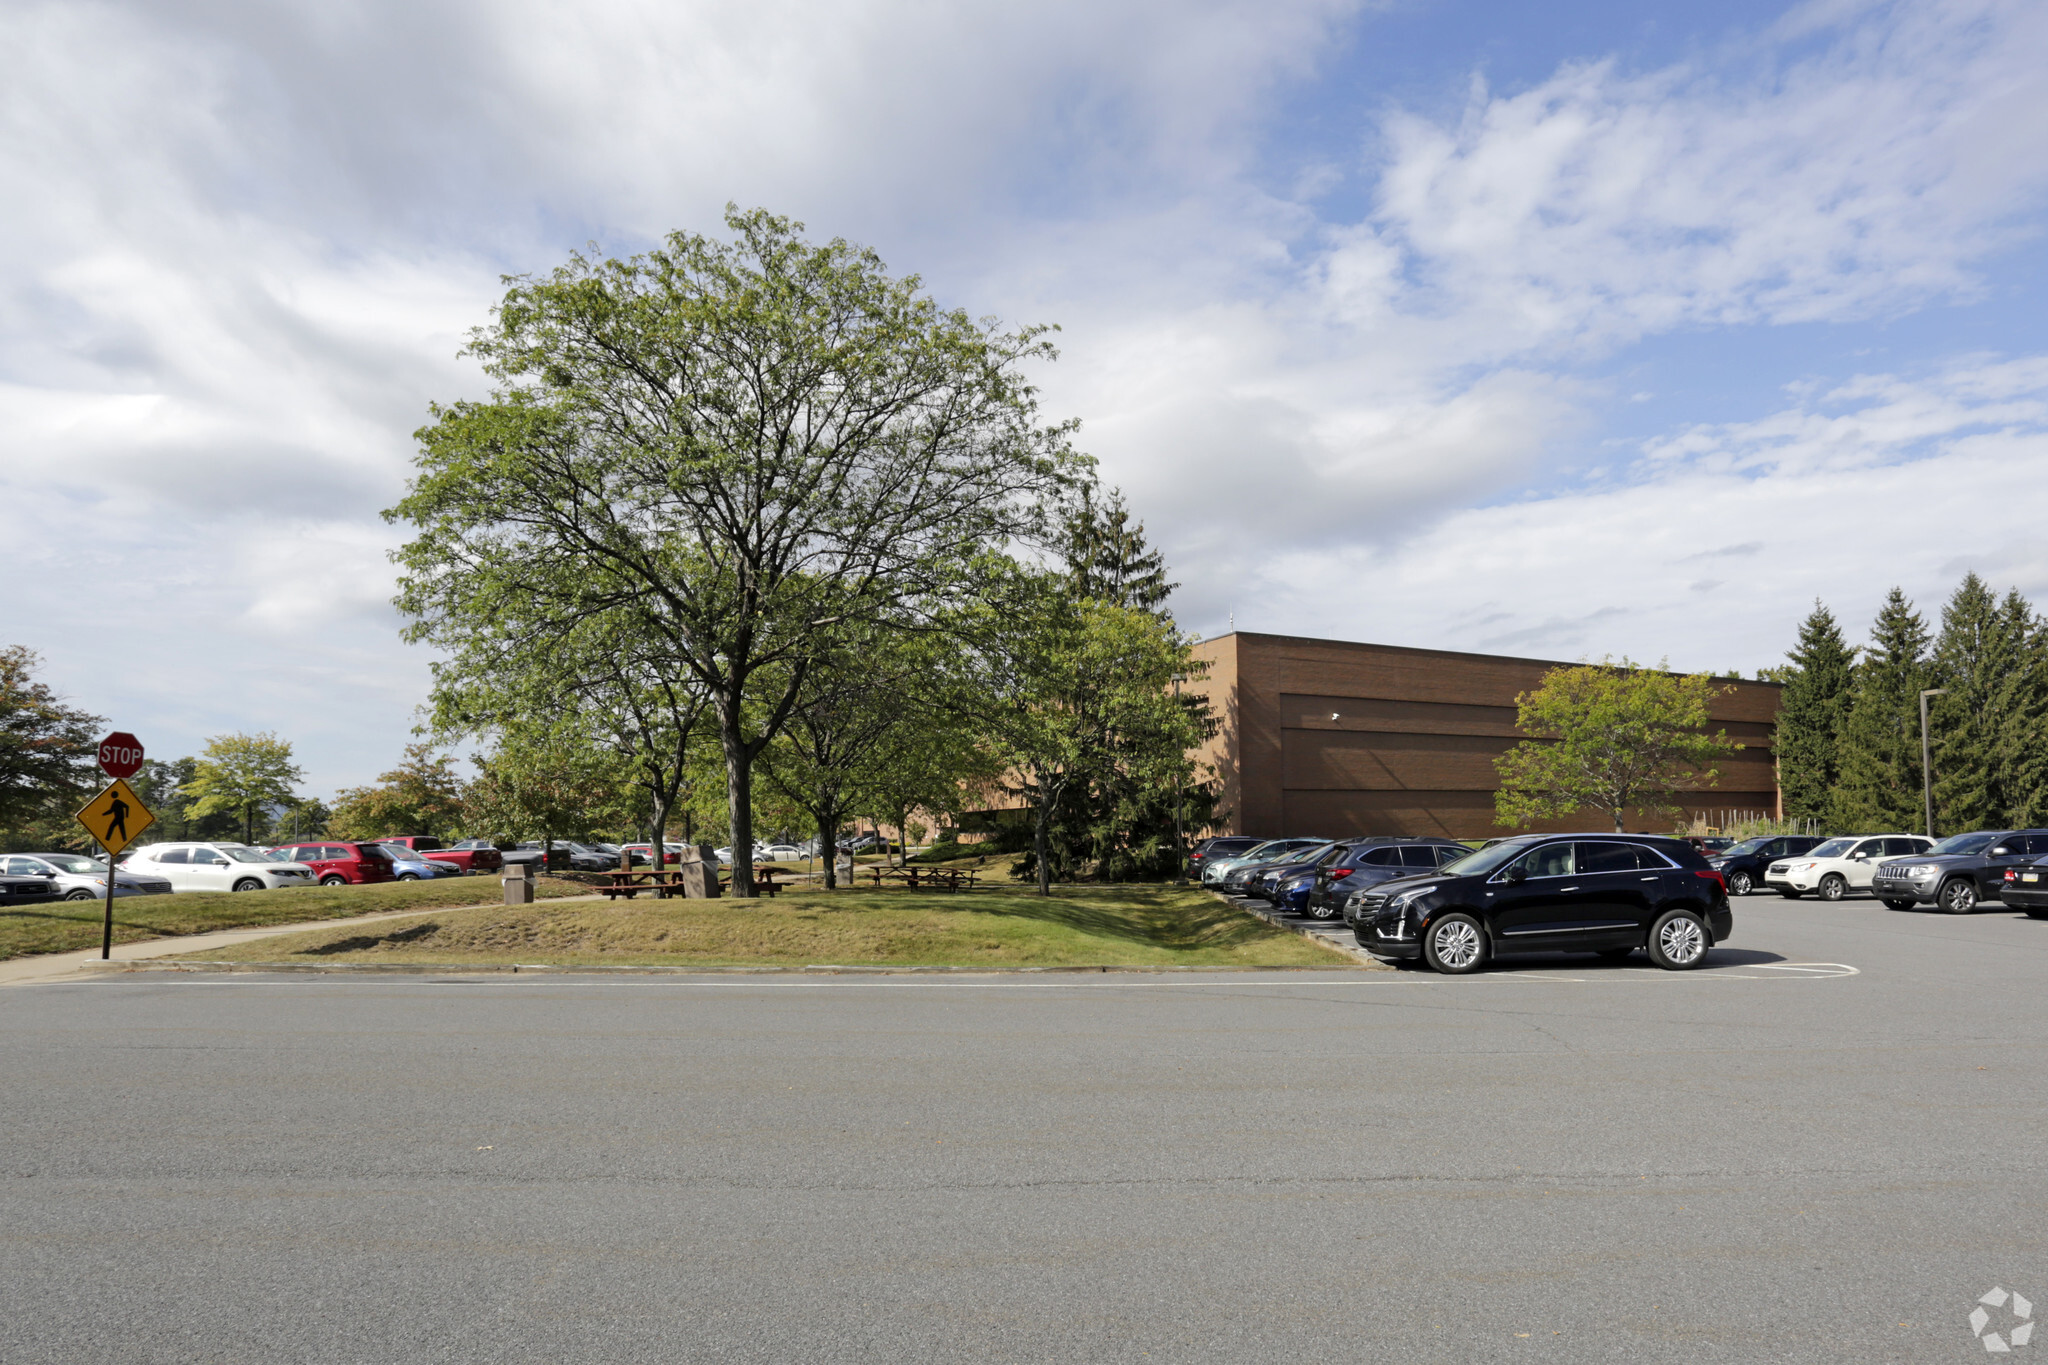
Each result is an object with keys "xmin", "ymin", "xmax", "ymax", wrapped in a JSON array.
[{"xmin": 76, "ymin": 778, "xmax": 155, "ymax": 856}]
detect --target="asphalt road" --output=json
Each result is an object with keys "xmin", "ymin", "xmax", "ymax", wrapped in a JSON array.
[{"xmin": 4, "ymin": 896, "xmax": 2046, "ymax": 1363}]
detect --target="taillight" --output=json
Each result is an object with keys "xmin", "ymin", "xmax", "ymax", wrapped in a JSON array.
[
  {"xmin": 1330, "ymin": 868, "xmax": 1353, "ymax": 878},
  {"xmin": 2005, "ymin": 869, "xmax": 2017, "ymax": 881},
  {"xmin": 1693, "ymin": 869, "xmax": 1726, "ymax": 892}
]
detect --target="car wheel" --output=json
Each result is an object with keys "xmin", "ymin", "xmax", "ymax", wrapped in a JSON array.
[
  {"xmin": 1727, "ymin": 870, "xmax": 1753, "ymax": 896},
  {"xmin": 1307, "ymin": 900, "xmax": 1340, "ymax": 921},
  {"xmin": 231, "ymin": 878, "xmax": 264, "ymax": 893},
  {"xmin": 1818, "ymin": 874, "xmax": 1847, "ymax": 902},
  {"xmin": 1939, "ymin": 879, "xmax": 1978, "ymax": 915},
  {"xmin": 1882, "ymin": 898, "xmax": 1917, "ymax": 911},
  {"xmin": 1647, "ymin": 909, "xmax": 1710, "ymax": 970},
  {"xmin": 397, "ymin": 872, "xmax": 420, "ymax": 881},
  {"xmin": 1422, "ymin": 913, "xmax": 1488, "ymax": 975},
  {"xmin": 319, "ymin": 875, "xmax": 347, "ymax": 887},
  {"xmin": 65, "ymin": 888, "xmax": 97, "ymax": 901}
]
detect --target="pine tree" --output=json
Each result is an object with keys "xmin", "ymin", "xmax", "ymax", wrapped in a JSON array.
[
  {"xmin": 1991, "ymin": 590, "xmax": 2048, "ymax": 827},
  {"xmin": 1774, "ymin": 601, "xmax": 1854, "ymax": 822},
  {"xmin": 1062, "ymin": 487, "xmax": 1174, "ymax": 618},
  {"xmin": 1831, "ymin": 589, "xmax": 1931, "ymax": 833},
  {"xmin": 1929, "ymin": 574, "xmax": 2024, "ymax": 832}
]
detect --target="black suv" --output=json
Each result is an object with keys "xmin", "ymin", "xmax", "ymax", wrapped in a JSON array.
[
  {"xmin": 1707, "ymin": 834, "xmax": 1828, "ymax": 897},
  {"xmin": 1304, "ymin": 838, "xmax": 1471, "ymax": 921},
  {"xmin": 1347, "ymin": 833, "xmax": 1731, "ymax": 974},
  {"xmin": 1870, "ymin": 830, "xmax": 2048, "ymax": 914}
]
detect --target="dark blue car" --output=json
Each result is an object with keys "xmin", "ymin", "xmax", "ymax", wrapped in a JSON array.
[{"xmin": 1248, "ymin": 843, "xmax": 1345, "ymax": 904}]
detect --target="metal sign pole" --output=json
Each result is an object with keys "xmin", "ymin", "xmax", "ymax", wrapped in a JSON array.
[{"xmin": 100, "ymin": 835, "xmax": 116, "ymax": 960}]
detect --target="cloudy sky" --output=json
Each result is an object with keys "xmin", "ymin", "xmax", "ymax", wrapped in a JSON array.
[{"xmin": 5, "ymin": 0, "xmax": 2047, "ymax": 796}]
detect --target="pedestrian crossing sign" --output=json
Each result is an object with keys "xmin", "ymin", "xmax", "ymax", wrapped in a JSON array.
[{"xmin": 75, "ymin": 778, "xmax": 154, "ymax": 856}]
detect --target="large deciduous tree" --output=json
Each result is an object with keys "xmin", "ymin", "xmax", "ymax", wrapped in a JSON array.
[
  {"xmin": 1774, "ymin": 601, "xmax": 1854, "ymax": 823},
  {"xmin": 182, "ymin": 732, "xmax": 303, "ymax": 845},
  {"xmin": 0, "ymin": 646, "xmax": 103, "ymax": 834},
  {"xmin": 1494, "ymin": 659, "xmax": 1738, "ymax": 833},
  {"xmin": 389, "ymin": 207, "xmax": 1080, "ymax": 897},
  {"xmin": 328, "ymin": 744, "xmax": 468, "ymax": 840}
]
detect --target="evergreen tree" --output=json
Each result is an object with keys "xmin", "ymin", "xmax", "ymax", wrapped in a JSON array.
[
  {"xmin": 1928, "ymin": 574, "xmax": 2024, "ymax": 831},
  {"xmin": 1990, "ymin": 590, "xmax": 2048, "ymax": 827},
  {"xmin": 1831, "ymin": 589, "xmax": 1931, "ymax": 833},
  {"xmin": 1774, "ymin": 601, "xmax": 1854, "ymax": 822},
  {"xmin": 1062, "ymin": 486, "xmax": 1174, "ymax": 615}
]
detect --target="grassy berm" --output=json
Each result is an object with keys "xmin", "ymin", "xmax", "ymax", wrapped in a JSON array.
[
  {"xmin": 0, "ymin": 876, "xmax": 592, "ymax": 961},
  {"xmin": 179, "ymin": 883, "xmax": 1350, "ymax": 969}
]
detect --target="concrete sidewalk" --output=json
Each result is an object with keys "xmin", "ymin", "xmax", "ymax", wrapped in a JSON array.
[{"xmin": 0, "ymin": 897, "xmax": 603, "ymax": 988}]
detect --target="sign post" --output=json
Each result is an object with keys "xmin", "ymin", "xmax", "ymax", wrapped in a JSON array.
[{"xmin": 78, "ymin": 734, "xmax": 153, "ymax": 960}]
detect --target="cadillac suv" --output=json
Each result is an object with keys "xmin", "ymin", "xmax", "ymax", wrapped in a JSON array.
[{"xmin": 1345, "ymin": 833, "xmax": 1731, "ymax": 974}]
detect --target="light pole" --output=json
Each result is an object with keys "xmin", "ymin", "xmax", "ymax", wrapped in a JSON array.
[
  {"xmin": 1172, "ymin": 671, "xmax": 1187, "ymax": 883},
  {"xmin": 1919, "ymin": 688, "xmax": 1947, "ymax": 839}
]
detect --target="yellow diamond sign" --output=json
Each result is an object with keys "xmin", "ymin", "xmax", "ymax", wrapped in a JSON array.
[{"xmin": 76, "ymin": 778, "xmax": 155, "ymax": 857}]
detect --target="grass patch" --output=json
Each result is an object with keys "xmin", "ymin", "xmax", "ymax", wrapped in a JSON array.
[
  {"xmin": 180, "ymin": 883, "xmax": 1350, "ymax": 969},
  {"xmin": 0, "ymin": 876, "xmax": 592, "ymax": 961}
]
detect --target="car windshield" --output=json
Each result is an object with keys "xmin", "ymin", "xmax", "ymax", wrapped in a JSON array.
[
  {"xmin": 1809, "ymin": 838, "xmax": 1856, "ymax": 858},
  {"xmin": 1437, "ymin": 840, "xmax": 1537, "ymax": 878},
  {"xmin": 375, "ymin": 845, "xmax": 418, "ymax": 860},
  {"xmin": 218, "ymin": 847, "xmax": 272, "ymax": 863},
  {"xmin": 1929, "ymin": 833, "xmax": 1998, "ymax": 856},
  {"xmin": 1723, "ymin": 837, "xmax": 1774, "ymax": 855},
  {"xmin": 41, "ymin": 855, "xmax": 106, "ymax": 873}
]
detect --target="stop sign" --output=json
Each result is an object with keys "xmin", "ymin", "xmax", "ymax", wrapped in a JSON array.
[{"xmin": 98, "ymin": 732, "xmax": 144, "ymax": 780}]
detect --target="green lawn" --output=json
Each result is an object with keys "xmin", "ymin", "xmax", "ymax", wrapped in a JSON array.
[
  {"xmin": 0, "ymin": 876, "xmax": 592, "ymax": 961},
  {"xmin": 180, "ymin": 882, "xmax": 1352, "ymax": 969}
]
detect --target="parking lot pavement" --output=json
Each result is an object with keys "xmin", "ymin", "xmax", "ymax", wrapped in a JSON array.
[{"xmin": 5, "ymin": 898, "xmax": 2047, "ymax": 1363}]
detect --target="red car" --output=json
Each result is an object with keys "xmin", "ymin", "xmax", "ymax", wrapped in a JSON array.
[
  {"xmin": 270, "ymin": 842, "xmax": 397, "ymax": 886},
  {"xmin": 383, "ymin": 836, "xmax": 502, "ymax": 874}
]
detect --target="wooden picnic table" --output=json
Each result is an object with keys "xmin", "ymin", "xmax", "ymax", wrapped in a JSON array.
[
  {"xmin": 864, "ymin": 865, "xmax": 979, "ymax": 891},
  {"xmin": 592, "ymin": 869, "xmax": 691, "ymax": 900}
]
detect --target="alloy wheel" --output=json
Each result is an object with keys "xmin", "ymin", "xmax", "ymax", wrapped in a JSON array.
[
  {"xmin": 1729, "ymin": 871, "xmax": 1753, "ymax": 896},
  {"xmin": 1941, "ymin": 880, "xmax": 1977, "ymax": 914},
  {"xmin": 1430, "ymin": 918, "xmax": 1482, "ymax": 971},
  {"xmin": 1657, "ymin": 914, "xmax": 1707, "ymax": 966},
  {"xmin": 1819, "ymin": 874, "xmax": 1846, "ymax": 902}
]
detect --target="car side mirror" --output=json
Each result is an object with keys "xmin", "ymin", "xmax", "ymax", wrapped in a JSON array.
[{"xmin": 1991, "ymin": 847, "xmax": 2010, "ymax": 857}]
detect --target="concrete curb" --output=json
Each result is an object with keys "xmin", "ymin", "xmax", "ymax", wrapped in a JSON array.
[
  {"xmin": 80, "ymin": 960, "xmax": 1353, "ymax": 977},
  {"xmin": 1211, "ymin": 889, "xmax": 1390, "ymax": 968}
]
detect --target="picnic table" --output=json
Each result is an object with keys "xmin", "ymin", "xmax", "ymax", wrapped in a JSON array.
[
  {"xmin": 864, "ymin": 865, "xmax": 979, "ymax": 891},
  {"xmin": 594, "ymin": 866, "xmax": 786, "ymax": 899},
  {"xmin": 592, "ymin": 869, "xmax": 692, "ymax": 900}
]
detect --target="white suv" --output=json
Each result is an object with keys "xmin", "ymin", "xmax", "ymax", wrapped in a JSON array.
[
  {"xmin": 1765, "ymin": 834, "xmax": 1933, "ymax": 901},
  {"xmin": 123, "ymin": 842, "xmax": 316, "ymax": 893}
]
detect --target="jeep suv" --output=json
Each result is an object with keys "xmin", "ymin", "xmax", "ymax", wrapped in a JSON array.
[
  {"xmin": 1707, "ymin": 834, "xmax": 1829, "ymax": 897},
  {"xmin": 1870, "ymin": 830, "xmax": 2048, "ymax": 914},
  {"xmin": 1346, "ymin": 833, "xmax": 1731, "ymax": 974}
]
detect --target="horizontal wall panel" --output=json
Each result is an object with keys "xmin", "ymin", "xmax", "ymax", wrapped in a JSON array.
[
  {"xmin": 1277, "ymin": 788, "xmax": 1785, "ymax": 840},
  {"xmin": 1281, "ymin": 729, "xmax": 1777, "ymax": 794}
]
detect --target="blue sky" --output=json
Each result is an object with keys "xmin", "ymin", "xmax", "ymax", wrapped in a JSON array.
[{"xmin": 3, "ymin": 0, "xmax": 2046, "ymax": 796}]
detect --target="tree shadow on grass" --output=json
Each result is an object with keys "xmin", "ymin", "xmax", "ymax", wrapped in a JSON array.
[
  {"xmin": 844, "ymin": 885, "xmax": 1284, "ymax": 952},
  {"xmin": 299, "ymin": 921, "xmax": 443, "ymax": 956}
]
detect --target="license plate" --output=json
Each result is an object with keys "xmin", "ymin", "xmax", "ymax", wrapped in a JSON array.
[{"xmin": 2026, "ymin": 873, "xmax": 2041, "ymax": 883}]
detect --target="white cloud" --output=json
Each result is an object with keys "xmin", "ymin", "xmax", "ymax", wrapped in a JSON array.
[{"xmin": 1244, "ymin": 354, "xmax": 2048, "ymax": 667}]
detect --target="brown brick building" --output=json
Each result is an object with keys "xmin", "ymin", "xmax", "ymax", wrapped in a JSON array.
[{"xmin": 1187, "ymin": 631, "xmax": 1782, "ymax": 840}]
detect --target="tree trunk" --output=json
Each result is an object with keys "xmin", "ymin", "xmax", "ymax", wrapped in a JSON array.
[
  {"xmin": 719, "ymin": 704, "xmax": 756, "ymax": 900},
  {"xmin": 817, "ymin": 805, "xmax": 840, "ymax": 890},
  {"xmin": 649, "ymin": 793, "xmax": 670, "ymax": 873},
  {"xmin": 1033, "ymin": 788, "xmax": 1052, "ymax": 898}
]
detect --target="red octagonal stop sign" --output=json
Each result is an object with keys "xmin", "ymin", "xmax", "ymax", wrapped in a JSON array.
[{"xmin": 98, "ymin": 732, "xmax": 144, "ymax": 780}]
